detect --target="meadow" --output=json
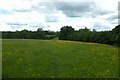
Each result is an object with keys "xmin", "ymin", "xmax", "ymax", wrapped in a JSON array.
[
  {"xmin": 2, "ymin": 39, "xmax": 119, "ymax": 78},
  {"xmin": 0, "ymin": 39, "xmax": 2, "ymax": 79}
]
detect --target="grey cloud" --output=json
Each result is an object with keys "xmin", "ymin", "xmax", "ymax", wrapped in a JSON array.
[
  {"xmin": 118, "ymin": 2, "xmax": 120, "ymax": 10},
  {"xmin": 110, "ymin": 21, "xmax": 117, "ymax": 24},
  {"xmin": 107, "ymin": 15, "xmax": 118, "ymax": 20},
  {"xmin": 53, "ymin": 2, "xmax": 95, "ymax": 17},
  {"xmin": 12, "ymin": 2, "xmax": 55, "ymax": 13},
  {"xmin": 54, "ymin": 2, "xmax": 94, "ymax": 12},
  {"xmin": 7, "ymin": 22, "xmax": 45, "ymax": 29},
  {"xmin": 106, "ymin": 14, "xmax": 118, "ymax": 25},
  {"xmin": 92, "ymin": 9, "xmax": 114, "ymax": 17},
  {"xmin": 13, "ymin": 9, "xmax": 31, "ymax": 12},
  {"xmin": 45, "ymin": 15, "xmax": 59, "ymax": 22},
  {"xmin": 90, "ymin": 9, "xmax": 114, "ymax": 18},
  {"xmin": 12, "ymin": 1, "xmax": 113, "ymax": 18},
  {"xmin": 7, "ymin": 22, "xmax": 27, "ymax": 26},
  {"xmin": 52, "ymin": 2, "xmax": 115, "ymax": 18},
  {"xmin": 10, "ymin": 1, "xmax": 115, "ymax": 19},
  {"xmin": 96, "ymin": 11, "xmax": 109, "ymax": 15},
  {"xmin": 7, "ymin": 22, "xmax": 27, "ymax": 29},
  {"xmin": 29, "ymin": 22, "xmax": 45, "ymax": 28},
  {"xmin": 92, "ymin": 22, "xmax": 111, "ymax": 31},
  {"xmin": 31, "ymin": 2, "xmax": 56, "ymax": 13}
]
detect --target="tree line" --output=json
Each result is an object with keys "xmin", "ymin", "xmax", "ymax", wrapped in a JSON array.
[
  {"xmin": 2, "ymin": 25, "xmax": 120, "ymax": 46},
  {"xmin": 2, "ymin": 28, "xmax": 58, "ymax": 40},
  {"xmin": 59, "ymin": 25, "xmax": 120, "ymax": 46}
]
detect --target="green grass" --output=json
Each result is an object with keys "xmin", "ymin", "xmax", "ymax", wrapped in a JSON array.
[
  {"xmin": 0, "ymin": 39, "xmax": 2, "ymax": 78},
  {"xmin": 51, "ymin": 37, "xmax": 58, "ymax": 40},
  {"xmin": 2, "ymin": 39, "xmax": 119, "ymax": 78}
]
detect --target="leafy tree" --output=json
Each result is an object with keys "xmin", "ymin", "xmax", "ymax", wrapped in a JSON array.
[
  {"xmin": 111, "ymin": 25, "xmax": 120, "ymax": 46},
  {"xmin": 2, "ymin": 25, "xmax": 120, "ymax": 46},
  {"xmin": 20, "ymin": 29, "xmax": 31, "ymax": 39},
  {"xmin": 36, "ymin": 28, "xmax": 46, "ymax": 39},
  {"xmin": 93, "ymin": 29, "xmax": 96, "ymax": 32},
  {"xmin": 59, "ymin": 26, "xmax": 74, "ymax": 40}
]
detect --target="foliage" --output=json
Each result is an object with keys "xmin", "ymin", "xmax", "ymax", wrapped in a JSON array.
[
  {"xmin": 59, "ymin": 25, "xmax": 120, "ymax": 46},
  {"xmin": 2, "ymin": 25, "xmax": 120, "ymax": 46},
  {"xmin": 2, "ymin": 29, "xmax": 57, "ymax": 40},
  {"xmin": 59, "ymin": 26, "xmax": 74, "ymax": 40}
]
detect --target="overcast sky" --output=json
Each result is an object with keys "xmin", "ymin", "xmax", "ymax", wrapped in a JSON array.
[{"xmin": 0, "ymin": 0, "xmax": 119, "ymax": 31}]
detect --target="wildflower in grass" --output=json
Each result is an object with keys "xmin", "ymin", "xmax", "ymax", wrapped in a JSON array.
[
  {"xmin": 7, "ymin": 53, "xmax": 10, "ymax": 55},
  {"xmin": 19, "ymin": 58, "xmax": 22, "ymax": 61},
  {"xmin": 106, "ymin": 70, "xmax": 109, "ymax": 73},
  {"xmin": 51, "ymin": 75, "xmax": 55, "ymax": 78},
  {"xmin": 3, "ymin": 40, "xmax": 118, "ymax": 78},
  {"xmin": 32, "ymin": 73, "xmax": 36, "ymax": 77},
  {"xmin": 73, "ymin": 67, "xmax": 77, "ymax": 70}
]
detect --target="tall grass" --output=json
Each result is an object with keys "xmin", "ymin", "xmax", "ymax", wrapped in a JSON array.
[
  {"xmin": 2, "ymin": 39, "xmax": 119, "ymax": 78},
  {"xmin": 0, "ymin": 39, "xmax": 2, "ymax": 79}
]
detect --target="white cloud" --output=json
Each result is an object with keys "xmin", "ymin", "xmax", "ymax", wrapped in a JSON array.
[{"xmin": 0, "ymin": 0, "xmax": 119, "ymax": 31}]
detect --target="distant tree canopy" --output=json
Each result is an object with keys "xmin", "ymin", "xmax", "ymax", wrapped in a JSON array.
[
  {"xmin": 59, "ymin": 26, "xmax": 74, "ymax": 40},
  {"xmin": 111, "ymin": 25, "xmax": 120, "ymax": 46},
  {"xmin": 2, "ymin": 25, "xmax": 120, "ymax": 46},
  {"xmin": 2, "ymin": 28, "xmax": 57, "ymax": 40},
  {"xmin": 36, "ymin": 28, "xmax": 46, "ymax": 39},
  {"xmin": 59, "ymin": 25, "xmax": 120, "ymax": 46}
]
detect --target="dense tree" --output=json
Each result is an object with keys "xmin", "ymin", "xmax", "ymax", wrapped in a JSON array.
[
  {"xmin": 19, "ymin": 30, "xmax": 31, "ymax": 39},
  {"xmin": 93, "ymin": 29, "xmax": 96, "ymax": 32},
  {"xmin": 36, "ymin": 28, "xmax": 46, "ymax": 39},
  {"xmin": 59, "ymin": 26, "xmax": 74, "ymax": 40},
  {"xmin": 2, "ymin": 25, "xmax": 120, "ymax": 46},
  {"xmin": 58, "ymin": 25, "xmax": 120, "ymax": 46},
  {"xmin": 111, "ymin": 25, "xmax": 120, "ymax": 46},
  {"xmin": 2, "ymin": 28, "xmax": 57, "ymax": 40}
]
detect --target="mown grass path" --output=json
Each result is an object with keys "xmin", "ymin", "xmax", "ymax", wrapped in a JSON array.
[{"xmin": 2, "ymin": 39, "xmax": 119, "ymax": 78}]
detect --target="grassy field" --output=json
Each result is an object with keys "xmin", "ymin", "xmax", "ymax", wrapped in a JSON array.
[
  {"xmin": 0, "ymin": 39, "xmax": 2, "ymax": 79},
  {"xmin": 2, "ymin": 39, "xmax": 119, "ymax": 78}
]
